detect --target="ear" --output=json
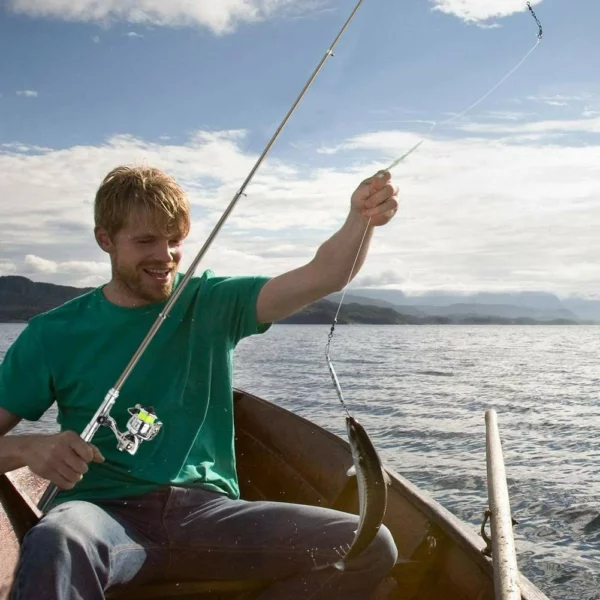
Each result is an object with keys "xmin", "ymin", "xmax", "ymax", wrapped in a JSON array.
[{"xmin": 95, "ymin": 226, "xmax": 114, "ymax": 254}]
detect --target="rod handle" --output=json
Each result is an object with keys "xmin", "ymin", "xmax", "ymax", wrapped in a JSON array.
[{"xmin": 37, "ymin": 482, "xmax": 59, "ymax": 512}]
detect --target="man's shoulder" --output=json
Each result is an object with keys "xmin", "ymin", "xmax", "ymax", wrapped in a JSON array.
[
  {"xmin": 29, "ymin": 287, "xmax": 99, "ymax": 328},
  {"xmin": 199, "ymin": 270, "xmax": 270, "ymax": 291}
]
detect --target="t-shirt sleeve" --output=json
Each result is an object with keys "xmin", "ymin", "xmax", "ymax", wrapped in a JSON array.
[
  {"xmin": 212, "ymin": 276, "xmax": 272, "ymax": 345},
  {"xmin": 0, "ymin": 322, "xmax": 55, "ymax": 421}
]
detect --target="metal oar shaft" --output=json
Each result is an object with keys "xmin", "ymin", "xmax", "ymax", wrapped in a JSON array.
[
  {"xmin": 38, "ymin": 0, "xmax": 367, "ymax": 513},
  {"xmin": 485, "ymin": 409, "xmax": 521, "ymax": 600}
]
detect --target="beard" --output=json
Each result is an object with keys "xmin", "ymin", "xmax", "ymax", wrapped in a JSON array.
[{"xmin": 113, "ymin": 260, "xmax": 175, "ymax": 304}]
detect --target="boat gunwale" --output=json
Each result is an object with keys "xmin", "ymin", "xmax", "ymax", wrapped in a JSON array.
[{"xmin": 233, "ymin": 388, "xmax": 548, "ymax": 600}]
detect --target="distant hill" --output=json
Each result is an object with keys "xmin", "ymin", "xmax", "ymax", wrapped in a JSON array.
[
  {"xmin": 330, "ymin": 289, "xmax": 600, "ymax": 323},
  {"xmin": 279, "ymin": 300, "xmax": 583, "ymax": 326},
  {"xmin": 0, "ymin": 276, "xmax": 93, "ymax": 322},
  {"xmin": 0, "ymin": 276, "xmax": 591, "ymax": 325}
]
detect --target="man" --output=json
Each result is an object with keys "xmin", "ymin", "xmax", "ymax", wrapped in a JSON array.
[{"xmin": 0, "ymin": 165, "xmax": 400, "ymax": 599}]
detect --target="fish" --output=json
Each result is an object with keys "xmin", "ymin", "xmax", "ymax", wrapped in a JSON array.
[{"xmin": 317, "ymin": 415, "xmax": 390, "ymax": 572}]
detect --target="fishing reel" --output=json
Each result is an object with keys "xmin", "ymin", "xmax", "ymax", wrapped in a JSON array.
[{"xmin": 98, "ymin": 404, "xmax": 163, "ymax": 455}]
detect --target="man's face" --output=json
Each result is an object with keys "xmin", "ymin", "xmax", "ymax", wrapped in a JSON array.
[{"xmin": 108, "ymin": 209, "xmax": 185, "ymax": 304}]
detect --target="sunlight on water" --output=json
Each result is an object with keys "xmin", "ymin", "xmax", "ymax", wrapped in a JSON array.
[
  {"xmin": 2, "ymin": 322, "xmax": 600, "ymax": 599},
  {"xmin": 233, "ymin": 324, "xmax": 600, "ymax": 600}
]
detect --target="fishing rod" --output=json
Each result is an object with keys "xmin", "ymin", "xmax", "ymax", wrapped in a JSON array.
[
  {"xmin": 325, "ymin": 1, "xmax": 545, "ymax": 416},
  {"xmin": 37, "ymin": 0, "xmax": 368, "ymax": 513}
]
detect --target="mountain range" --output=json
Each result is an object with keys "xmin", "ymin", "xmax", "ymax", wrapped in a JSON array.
[
  {"xmin": 327, "ymin": 289, "xmax": 600, "ymax": 323},
  {"xmin": 0, "ymin": 276, "xmax": 597, "ymax": 325}
]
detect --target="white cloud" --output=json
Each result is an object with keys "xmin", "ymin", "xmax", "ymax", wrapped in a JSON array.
[
  {"xmin": 2, "ymin": 116, "xmax": 600, "ymax": 296},
  {"xmin": 2, "ymin": 142, "xmax": 53, "ymax": 153},
  {"xmin": 92, "ymin": 35, "xmax": 100, "ymax": 43},
  {"xmin": 430, "ymin": 0, "xmax": 542, "ymax": 24},
  {"xmin": 16, "ymin": 90, "xmax": 38, "ymax": 97},
  {"xmin": 7, "ymin": 0, "xmax": 327, "ymax": 35},
  {"xmin": 24, "ymin": 255, "xmax": 58, "ymax": 274},
  {"xmin": 126, "ymin": 31, "xmax": 143, "ymax": 38},
  {"xmin": 0, "ymin": 260, "xmax": 17, "ymax": 276},
  {"xmin": 23, "ymin": 255, "xmax": 109, "ymax": 285},
  {"xmin": 525, "ymin": 94, "xmax": 591, "ymax": 107},
  {"xmin": 455, "ymin": 115, "xmax": 600, "ymax": 135}
]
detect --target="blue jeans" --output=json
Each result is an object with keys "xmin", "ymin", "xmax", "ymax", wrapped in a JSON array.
[{"xmin": 10, "ymin": 486, "xmax": 397, "ymax": 599}]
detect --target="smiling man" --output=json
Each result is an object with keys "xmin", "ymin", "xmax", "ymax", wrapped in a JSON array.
[{"xmin": 0, "ymin": 165, "xmax": 399, "ymax": 600}]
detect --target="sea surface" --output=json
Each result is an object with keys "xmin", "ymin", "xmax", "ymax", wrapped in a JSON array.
[{"xmin": 2, "ymin": 322, "xmax": 600, "ymax": 599}]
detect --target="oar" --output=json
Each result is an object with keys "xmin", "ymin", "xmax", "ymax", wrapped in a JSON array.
[{"xmin": 484, "ymin": 408, "xmax": 521, "ymax": 600}]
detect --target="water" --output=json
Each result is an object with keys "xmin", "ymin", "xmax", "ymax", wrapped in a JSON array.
[{"xmin": 2, "ymin": 322, "xmax": 600, "ymax": 599}]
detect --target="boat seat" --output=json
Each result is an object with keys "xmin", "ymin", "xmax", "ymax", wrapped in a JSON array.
[{"xmin": 0, "ymin": 472, "xmax": 268, "ymax": 599}]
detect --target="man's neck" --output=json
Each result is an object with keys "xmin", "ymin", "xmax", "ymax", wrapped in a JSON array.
[{"xmin": 101, "ymin": 279, "xmax": 152, "ymax": 308}]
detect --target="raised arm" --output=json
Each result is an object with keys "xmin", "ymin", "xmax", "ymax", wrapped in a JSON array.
[{"xmin": 256, "ymin": 170, "xmax": 399, "ymax": 324}]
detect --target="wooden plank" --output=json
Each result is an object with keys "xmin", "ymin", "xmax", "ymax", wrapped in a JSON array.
[{"xmin": 485, "ymin": 409, "xmax": 520, "ymax": 600}]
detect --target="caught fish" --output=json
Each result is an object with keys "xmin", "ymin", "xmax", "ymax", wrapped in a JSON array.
[{"xmin": 327, "ymin": 415, "xmax": 390, "ymax": 571}]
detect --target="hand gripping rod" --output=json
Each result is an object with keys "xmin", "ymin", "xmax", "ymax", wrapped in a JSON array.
[{"xmin": 38, "ymin": 0, "xmax": 367, "ymax": 513}]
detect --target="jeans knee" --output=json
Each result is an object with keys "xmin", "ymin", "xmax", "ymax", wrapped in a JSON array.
[
  {"xmin": 21, "ymin": 503, "xmax": 105, "ymax": 566},
  {"xmin": 21, "ymin": 518, "xmax": 81, "ymax": 563}
]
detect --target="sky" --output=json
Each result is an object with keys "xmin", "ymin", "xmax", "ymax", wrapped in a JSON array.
[{"xmin": 1, "ymin": 0, "xmax": 599, "ymax": 298}]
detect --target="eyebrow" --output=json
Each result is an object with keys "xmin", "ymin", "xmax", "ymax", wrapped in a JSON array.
[
  {"xmin": 131, "ymin": 233, "xmax": 158, "ymax": 241},
  {"xmin": 131, "ymin": 233, "xmax": 182, "ymax": 241}
]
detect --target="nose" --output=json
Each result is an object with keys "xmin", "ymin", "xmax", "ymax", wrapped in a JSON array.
[{"xmin": 154, "ymin": 241, "xmax": 174, "ymax": 263}]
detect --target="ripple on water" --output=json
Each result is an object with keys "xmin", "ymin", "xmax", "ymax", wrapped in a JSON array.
[{"xmin": 3, "ymin": 323, "xmax": 600, "ymax": 599}]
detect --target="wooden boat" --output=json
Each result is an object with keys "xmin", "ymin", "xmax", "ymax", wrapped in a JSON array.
[{"xmin": 0, "ymin": 388, "xmax": 548, "ymax": 599}]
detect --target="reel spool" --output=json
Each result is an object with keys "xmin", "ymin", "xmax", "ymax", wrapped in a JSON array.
[{"xmin": 99, "ymin": 404, "xmax": 162, "ymax": 455}]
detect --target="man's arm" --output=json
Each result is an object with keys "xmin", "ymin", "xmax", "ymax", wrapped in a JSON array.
[
  {"xmin": 256, "ymin": 170, "xmax": 399, "ymax": 324},
  {"xmin": 0, "ymin": 407, "xmax": 27, "ymax": 474},
  {"xmin": 0, "ymin": 406, "xmax": 104, "ymax": 487}
]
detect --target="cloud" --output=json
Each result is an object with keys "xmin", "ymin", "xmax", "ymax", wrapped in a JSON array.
[
  {"xmin": 454, "ymin": 115, "xmax": 600, "ymax": 135},
  {"xmin": 126, "ymin": 31, "xmax": 143, "ymax": 38},
  {"xmin": 7, "ymin": 0, "xmax": 327, "ymax": 35},
  {"xmin": 525, "ymin": 94, "xmax": 591, "ymax": 107},
  {"xmin": 430, "ymin": 0, "xmax": 542, "ymax": 24},
  {"xmin": 2, "ymin": 115, "xmax": 600, "ymax": 296},
  {"xmin": 24, "ymin": 254, "xmax": 58, "ymax": 274},
  {"xmin": 0, "ymin": 260, "xmax": 17, "ymax": 276},
  {"xmin": 23, "ymin": 255, "xmax": 110, "ymax": 286},
  {"xmin": 2, "ymin": 142, "xmax": 53, "ymax": 153},
  {"xmin": 16, "ymin": 90, "xmax": 38, "ymax": 97},
  {"xmin": 92, "ymin": 35, "xmax": 100, "ymax": 43}
]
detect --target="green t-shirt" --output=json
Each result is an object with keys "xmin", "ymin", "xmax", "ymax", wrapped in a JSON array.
[{"xmin": 0, "ymin": 270, "xmax": 271, "ymax": 507}]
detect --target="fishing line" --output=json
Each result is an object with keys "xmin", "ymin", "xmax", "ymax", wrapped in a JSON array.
[
  {"xmin": 325, "ymin": 2, "xmax": 544, "ymax": 414},
  {"xmin": 385, "ymin": 2, "xmax": 543, "ymax": 172}
]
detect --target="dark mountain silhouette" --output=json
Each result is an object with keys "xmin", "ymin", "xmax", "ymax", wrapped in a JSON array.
[
  {"xmin": 0, "ymin": 276, "xmax": 591, "ymax": 325},
  {"xmin": 0, "ymin": 276, "xmax": 93, "ymax": 322}
]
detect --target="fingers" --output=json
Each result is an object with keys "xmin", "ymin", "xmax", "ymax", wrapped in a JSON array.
[
  {"xmin": 62, "ymin": 450, "xmax": 90, "ymax": 476},
  {"xmin": 364, "ymin": 197, "xmax": 399, "ymax": 219},
  {"xmin": 361, "ymin": 170, "xmax": 391, "ymax": 190},
  {"xmin": 54, "ymin": 442, "xmax": 104, "ymax": 489},
  {"xmin": 366, "ymin": 182, "xmax": 398, "ymax": 207},
  {"xmin": 91, "ymin": 444, "xmax": 105, "ymax": 463},
  {"xmin": 363, "ymin": 183, "xmax": 399, "ymax": 217},
  {"xmin": 374, "ymin": 170, "xmax": 391, "ymax": 184},
  {"xmin": 59, "ymin": 434, "xmax": 105, "ymax": 487},
  {"xmin": 67, "ymin": 432, "xmax": 96, "ymax": 462},
  {"xmin": 53, "ymin": 462, "xmax": 84, "ymax": 490}
]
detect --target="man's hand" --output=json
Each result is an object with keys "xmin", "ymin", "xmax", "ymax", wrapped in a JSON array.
[
  {"xmin": 24, "ymin": 431, "xmax": 105, "ymax": 490},
  {"xmin": 351, "ymin": 170, "xmax": 399, "ymax": 226}
]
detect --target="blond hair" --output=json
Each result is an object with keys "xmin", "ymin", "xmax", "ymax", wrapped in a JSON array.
[{"xmin": 94, "ymin": 166, "xmax": 190, "ymax": 238}]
